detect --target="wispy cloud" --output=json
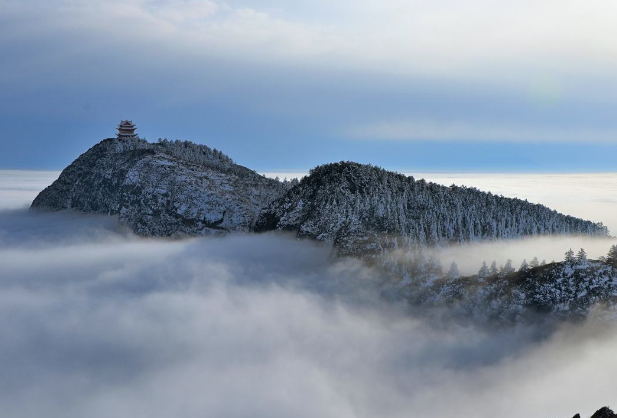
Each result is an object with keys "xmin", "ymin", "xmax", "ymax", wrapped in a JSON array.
[
  {"xmin": 348, "ymin": 119, "xmax": 617, "ymax": 143},
  {"xmin": 3, "ymin": 0, "xmax": 617, "ymax": 170},
  {"xmin": 4, "ymin": 0, "xmax": 617, "ymax": 80}
]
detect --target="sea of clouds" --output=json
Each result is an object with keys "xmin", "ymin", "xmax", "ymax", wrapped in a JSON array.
[{"xmin": 1, "ymin": 171, "xmax": 616, "ymax": 417}]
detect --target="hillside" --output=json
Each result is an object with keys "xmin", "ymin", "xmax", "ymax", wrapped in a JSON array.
[
  {"xmin": 386, "ymin": 249, "xmax": 617, "ymax": 324},
  {"xmin": 256, "ymin": 162, "xmax": 609, "ymax": 257}
]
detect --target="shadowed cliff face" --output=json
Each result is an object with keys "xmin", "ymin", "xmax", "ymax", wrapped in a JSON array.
[{"xmin": 31, "ymin": 138, "xmax": 287, "ymax": 236}]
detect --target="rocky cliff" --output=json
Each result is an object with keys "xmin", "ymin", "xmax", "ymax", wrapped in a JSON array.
[{"xmin": 32, "ymin": 137, "xmax": 287, "ymax": 236}]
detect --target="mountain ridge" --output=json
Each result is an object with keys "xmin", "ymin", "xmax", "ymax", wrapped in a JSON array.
[
  {"xmin": 257, "ymin": 161, "xmax": 609, "ymax": 257},
  {"xmin": 32, "ymin": 138, "xmax": 609, "ymax": 248},
  {"xmin": 29, "ymin": 137, "xmax": 617, "ymax": 323}
]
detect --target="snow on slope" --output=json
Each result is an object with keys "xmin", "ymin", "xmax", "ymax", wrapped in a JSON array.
[
  {"xmin": 32, "ymin": 137, "xmax": 288, "ymax": 236},
  {"xmin": 257, "ymin": 162, "xmax": 609, "ymax": 257}
]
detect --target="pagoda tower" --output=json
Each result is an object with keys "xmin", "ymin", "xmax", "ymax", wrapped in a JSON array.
[{"xmin": 117, "ymin": 120, "xmax": 137, "ymax": 139}]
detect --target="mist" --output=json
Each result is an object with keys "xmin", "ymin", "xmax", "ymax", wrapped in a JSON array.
[
  {"xmin": 1, "ymin": 206, "xmax": 616, "ymax": 418},
  {"xmin": 2, "ymin": 172, "xmax": 617, "ymax": 417},
  {"xmin": 427, "ymin": 235, "xmax": 617, "ymax": 276},
  {"xmin": 0, "ymin": 170, "xmax": 59, "ymax": 210}
]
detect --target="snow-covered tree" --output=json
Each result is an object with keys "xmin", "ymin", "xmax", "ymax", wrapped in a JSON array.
[
  {"xmin": 606, "ymin": 245, "xmax": 617, "ymax": 267},
  {"xmin": 519, "ymin": 259, "xmax": 529, "ymax": 272},
  {"xmin": 530, "ymin": 257, "xmax": 539, "ymax": 268},
  {"xmin": 447, "ymin": 261, "xmax": 460, "ymax": 280},
  {"xmin": 478, "ymin": 261, "xmax": 490, "ymax": 279},
  {"xmin": 576, "ymin": 248, "xmax": 588, "ymax": 265},
  {"xmin": 273, "ymin": 162, "xmax": 609, "ymax": 258},
  {"xmin": 427, "ymin": 256, "xmax": 443, "ymax": 279},
  {"xmin": 499, "ymin": 259, "xmax": 515, "ymax": 277},
  {"xmin": 413, "ymin": 253, "xmax": 428, "ymax": 279},
  {"xmin": 564, "ymin": 249, "xmax": 576, "ymax": 265},
  {"xmin": 489, "ymin": 261, "xmax": 499, "ymax": 276}
]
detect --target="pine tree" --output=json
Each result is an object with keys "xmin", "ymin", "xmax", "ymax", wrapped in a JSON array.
[
  {"xmin": 606, "ymin": 245, "xmax": 617, "ymax": 267},
  {"xmin": 564, "ymin": 249, "xmax": 576, "ymax": 265},
  {"xmin": 519, "ymin": 259, "xmax": 529, "ymax": 272},
  {"xmin": 530, "ymin": 257, "xmax": 539, "ymax": 268},
  {"xmin": 499, "ymin": 259, "xmax": 515, "ymax": 277},
  {"xmin": 428, "ymin": 256, "xmax": 443, "ymax": 278},
  {"xmin": 414, "ymin": 253, "xmax": 428, "ymax": 279},
  {"xmin": 447, "ymin": 261, "xmax": 460, "ymax": 280},
  {"xmin": 478, "ymin": 261, "xmax": 490, "ymax": 278},
  {"xmin": 489, "ymin": 261, "xmax": 498, "ymax": 276},
  {"xmin": 576, "ymin": 248, "xmax": 588, "ymax": 265}
]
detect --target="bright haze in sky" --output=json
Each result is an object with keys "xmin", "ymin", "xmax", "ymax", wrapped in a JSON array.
[{"xmin": 1, "ymin": 0, "xmax": 617, "ymax": 172}]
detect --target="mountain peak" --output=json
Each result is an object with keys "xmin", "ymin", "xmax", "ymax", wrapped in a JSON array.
[{"xmin": 32, "ymin": 137, "xmax": 287, "ymax": 236}]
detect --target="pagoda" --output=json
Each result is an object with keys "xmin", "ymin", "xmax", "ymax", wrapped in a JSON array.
[{"xmin": 117, "ymin": 120, "xmax": 137, "ymax": 139}]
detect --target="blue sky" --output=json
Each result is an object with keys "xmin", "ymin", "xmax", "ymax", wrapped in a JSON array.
[{"xmin": 1, "ymin": 0, "xmax": 617, "ymax": 172}]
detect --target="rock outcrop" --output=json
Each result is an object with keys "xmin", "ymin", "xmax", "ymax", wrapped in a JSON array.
[{"xmin": 32, "ymin": 137, "xmax": 287, "ymax": 236}]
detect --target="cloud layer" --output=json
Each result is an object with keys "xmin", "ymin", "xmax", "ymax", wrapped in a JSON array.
[
  {"xmin": 1, "ymin": 209, "xmax": 617, "ymax": 418},
  {"xmin": 2, "ymin": 174, "xmax": 617, "ymax": 417},
  {"xmin": 0, "ymin": 170, "xmax": 59, "ymax": 210},
  {"xmin": 6, "ymin": 0, "xmax": 617, "ymax": 78}
]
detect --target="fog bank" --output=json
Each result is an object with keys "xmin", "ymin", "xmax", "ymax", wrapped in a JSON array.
[
  {"xmin": 0, "ymin": 209, "xmax": 616, "ymax": 418},
  {"xmin": 0, "ymin": 170, "xmax": 59, "ymax": 210},
  {"xmin": 2, "ymin": 171, "xmax": 616, "ymax": 417},
  {"xmin": 428, "ymin": 235, "xmax": 617, "ymax": 276}
]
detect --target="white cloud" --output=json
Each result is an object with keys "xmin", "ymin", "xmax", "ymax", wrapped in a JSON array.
[
  {"xmin": 0, "ymin": 171, "xmax": 59, "ymax": 210},
  {"xmin": 5, "ymin": 0, "xmax": 617, "ymax": 80},
  {"xmin": 4, "ymin": 172, "xmax": 617, "ymax": 417},
  {"xmin": 5, "ymin": 0, "xmax": 617, "ymax": 149},
  {"xmin": 147, "ymin": 0, "xmax": 219, "ymax": 23},
  {"xmin": 0, "ymin": 207, "xmax": 616, "ymax": 418}
]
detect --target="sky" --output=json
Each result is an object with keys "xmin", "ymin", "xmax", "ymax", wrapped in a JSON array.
[{"xmin": 2, "ymin": 0, "xmax": 617, "ymax": 171}]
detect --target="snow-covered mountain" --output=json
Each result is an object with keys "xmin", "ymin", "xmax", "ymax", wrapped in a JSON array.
[
  {"xmin": 31, "ymin": 138, "xmax": 617, "ymax": 322},
  {"xmin": 256, "ymin": 162, "xmax": 609, "ymax": 257},
  {"xmin": 32, "ymin": 137, "xmax": 288, "ymax": 235},
  {"xmin": 34, "ymin": 139, "xmax": 608, "ymax": 248}
]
